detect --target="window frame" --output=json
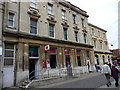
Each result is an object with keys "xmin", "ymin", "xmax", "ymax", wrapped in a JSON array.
[
  {"xmin": 30, "ymin": 18, "xmax": 38, "ymax": 34},
  {"xmin": 63, "ymin": 28, "xmax": 68, "ymax": 40},
  {"xmin": 84, "ymin": 34, "xmax": 87, "ymax": 44},
  {"xmin": 49, "ymin": 24, "xmax": 55, "ymax": 38},
  {"xmin": 75, "ymin": 31, "xmax": 78, "ymax": 42},
  {"xmin": 62, "ymin": 10, "xmax": 66, "ymax": 20},
  {"xmin": 30, "ymin": 0, "xmax": 37, "ymax": 9},
  {"xmin": 72, "ymin": 14, "xmax": 76, "ymax": 24},
  {"xmin": 48, "ymin": 4, "xmax": 53, "ymax": 15},
  {"xmin": 8, "ymin": 12, "xmax": 15, "ymax": 27}
]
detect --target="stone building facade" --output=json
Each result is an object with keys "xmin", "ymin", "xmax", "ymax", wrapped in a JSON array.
[
  {"xmin": 0, "ymin": 0, "xmax": 112, "ymax": 88},
  {"xmin": 89, "ymin": 23, "xmax": 112, "ymax": 66}
]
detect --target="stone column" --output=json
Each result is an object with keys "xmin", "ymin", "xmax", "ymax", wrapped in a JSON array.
[
  {"xmin": 61, "ymin": 48, "xmax": 65, "ymax": 68},
  {"xmin": 23, "ymin": 43, "xmax": 29, "ymax": 71},
  {"xmin": 40, "ymin": 45, "xmax": 46, "ymax": 69},
  {"xmin": 81, "ymin": 50, "xmax": 86, "ymax": 66},
  {"xmin": 57, "ymin": 47, "xmax": 63, "ymax": 68}
]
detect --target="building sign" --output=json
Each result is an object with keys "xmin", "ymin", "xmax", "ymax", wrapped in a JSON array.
[
  {"xmin": 45, "ymin": 45, "xmax": 50, "ymax": 51},
  {"xmin": 0, "ymin": 47, "xmax": 2, "ymax": 56}
]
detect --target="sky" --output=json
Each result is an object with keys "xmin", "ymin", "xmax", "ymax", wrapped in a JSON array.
[{"xmin": 68, "ymin": 0, "xmax": 119, "ymax": 49}]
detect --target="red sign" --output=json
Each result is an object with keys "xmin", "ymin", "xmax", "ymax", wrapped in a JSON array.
[
  {"xmin": 42, "ymin": 60, "xmax": 46, "ymax": 68},
  {"xmin": 45, "ymin": 45, "xmax": 50, "ymax": 51}
]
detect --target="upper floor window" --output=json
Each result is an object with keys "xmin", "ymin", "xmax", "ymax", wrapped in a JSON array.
[
  {"xmin": 103, "ymin": 33, "xmax": 106, "ymax": 39},
  {"xmin": 49, "ymin": 24, "xmax": 55, "ymax": 38},
  {"xmin": 8, "ymin": 12, "xmax": 15, "ymax": 27},
  {"xmin": 75, "ymin": 31, "xmax": 78, "ymax": 42},
  {"xmin": 81, "ymin": 18, "xmax": 84, "ymax": 27},
  {"xmin": 100, "ymin": 42, "xmax": 102, "ymax": 49},
  {"xmin": 92, "ymin": 28, "xmax": 94, "ymax": 35},
  {"xmin": 72, "ymin": 14, "xmax": 76, "ymax": 24},
  {"xmin": 48, "ymin": 4, "xmax": 53, "ymax": 15},
  {"xmin": 30, "ymin": 18, "xmax": 37, "ymax": 34},
  {"xmin": 94, "ymin": 40, "xmax": 97, "ymax": 48},
  {"xmin": 98, "ymin": 31, "xmax": 100, "ymax": 37},
  {"xmin": 84, "ymin": 34, "xmax": 87, "ymax": 44},
  {"xmin": 63, "ymin": 28, "xmax": 68, "ymax": 40},
  {"xmin": 62, "ymin": 10, "xmax": 66, "ymax": 20},
  {"xmin": 30, "ymin": 0, "xmax": 37, "ymax": 8}
]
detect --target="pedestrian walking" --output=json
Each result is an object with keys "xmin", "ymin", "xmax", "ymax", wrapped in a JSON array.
[
  {"xmin": 111, "ymin": 65, "xmax": 120, "ymax": 87},
  {"xmin": 102, "ymin": 62, "xmax": 111, "ymax": 87}
]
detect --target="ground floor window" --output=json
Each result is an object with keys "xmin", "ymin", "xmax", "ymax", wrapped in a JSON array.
[{"xmin": 29, "ymin": 46, "xmax": 39, "ymax": 80}]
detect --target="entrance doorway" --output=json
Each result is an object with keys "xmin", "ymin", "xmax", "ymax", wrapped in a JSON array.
[
  {"xmin": 29, "ymin": 46, "xmax": 40, "ymax": 80},
  {"xmin": 49, "ymin": 48, "xmax": 57, "ymax": 69},
  {"xmin": 50, "ymin": 55, "xmax": 56, "ymax": 68},
  {"xmin": 3, "ymin": 43, "xmax": 15, "ymax": 88},
  {"xmin": 95, "ymin": 55, "xmax": 99, "ymax": 65},
  {"xmin": 64, "ymin": 49, "xmax": 71, "ymax": 67}
]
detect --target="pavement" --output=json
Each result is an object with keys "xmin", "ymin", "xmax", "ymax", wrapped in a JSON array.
[{"xmin": 2, "ymin": 71, "xmax": 120, "ymax": 89}]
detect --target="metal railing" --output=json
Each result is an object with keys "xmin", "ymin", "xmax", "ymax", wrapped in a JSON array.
[{"xmin": 24, "ymin": 68, "xmax": 82, "ymax": 84}]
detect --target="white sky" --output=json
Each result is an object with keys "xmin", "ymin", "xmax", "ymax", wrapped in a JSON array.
[{"xmin": 68, "ymin": 0, "xmax": 119, "ymax": 49}]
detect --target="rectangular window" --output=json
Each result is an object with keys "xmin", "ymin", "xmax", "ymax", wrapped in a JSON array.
[
  {"xmin": 103, "ymin": 33, "xmax": 106, "ymax": 39},
  {"xmin": 29, "ymin": 46, "xmax": 38, "ymax": 57},
  {"xmin": 30, "ymin": 0, "xmax": 37, "ymax": 8},
  {"xmin": 48, "ymin": 4, "xmax": 53, "ymax": 15},
  {"xmin": 62, "ymin": 10, "xmax": 66, "ymax": 20},
  {"xmin": 49, "ymin": 24, "xmax": 55, "ymax": 38},
  {"xmin": 94, "ymin": 40, "xmax": 96, "ymax": 48},
  {"xmin": 75, "ymin": 31, "xmax": 78, "ymax": 42},
  {"xmin": 4, "ymin": 43, "xmax": 15, "ymax": 66},
  {"xmin": 81, "ymin": 18, "xmax": 84, "ymax": 27},
  {"xmin": 98, "ymin": 31, "xmax": 100, "ymax": 37},
  {"xmin": 84, "ymin": 34, "xmax": 87, "ymax": 44},
  {"xmin": 64, "ymin": 28, "xmax": 68, "ymax": 40},
  {"xmin": 8, "ymin": 12, "xmax": 15, "ymax": 27},
  {"xmin": 73, "ymin": 14, "xmax": 76, "ymax": 24},
  {"xmin": 92, "ymin": 28, "xmax": 94, "ymax": 35},
  {"xmin": 100, "ymin": 42, "xmax": 102, "ymax": 49},
  {"xmin": 30, "ymin": 18, "xmax": 37, "ymax": 34}
]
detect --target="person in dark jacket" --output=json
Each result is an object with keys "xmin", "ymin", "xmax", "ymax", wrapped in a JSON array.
[{"xmin": 111, "ymin": 65, "xmax": 120, "ymax": 87}]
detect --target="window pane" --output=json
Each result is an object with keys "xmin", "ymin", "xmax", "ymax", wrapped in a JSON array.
[
  {"xmin": 5, "ymin": 43, "xmax": 14, "ymax": 49},
  {"xmin": 30, "ymin": 27, "xmax": 37, "ymax": 34},
  {"xmin": 8, "ymin": 20, "xmax": 14, "ymax": 26},
  {"xmin": 5, "ymin": 50, "xmax": 14, "ymax": 57},
  {"xmin": 49, "ymin": 24, "xmax": 54, "ymax": 37},
  {"xmin": 29, "ymin": 47, "xmax": 38, "ymax": 57},
  {"xmin": 9, "ymin": 13, "xmax": 14, "ymax": 20},
  {"xmin": 30, "ymin": 18, "xmax": 37, "ymax": 34},
  {"xmin": 4, "ymin": 59, "xmax": 13, "ymax": 66}
]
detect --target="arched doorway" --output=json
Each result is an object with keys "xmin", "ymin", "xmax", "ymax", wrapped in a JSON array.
[
  {"xmin": 95, "ymin": 55, "xmax": 99, "ymax": 65},
  {"xmin": 103, "ymin": 55, "xmax": 105, "ymax": 64}
]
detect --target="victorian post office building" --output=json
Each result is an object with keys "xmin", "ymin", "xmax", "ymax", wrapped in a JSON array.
[{"xmin": 0, "ymin": 0, "xmax": 112, "ymax": 88}]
